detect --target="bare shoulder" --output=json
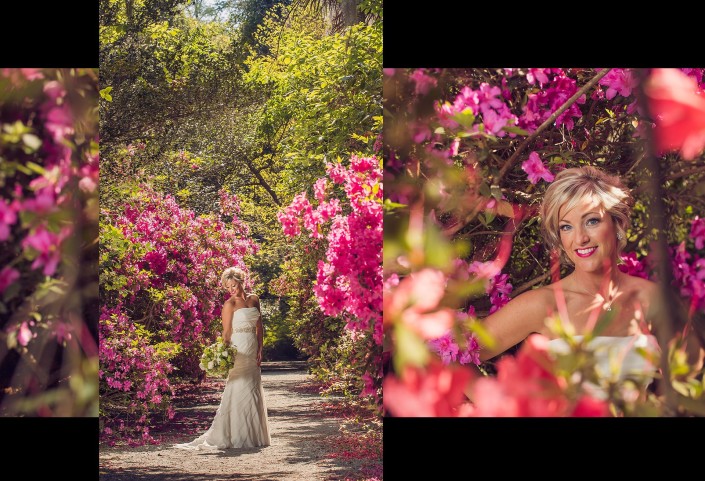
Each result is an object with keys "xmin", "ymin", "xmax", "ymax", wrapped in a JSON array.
[
  {"xmin": 496, "ymin": 285, "xmax": 555, "ymax": 328},
  {"xmin": 247, "ymin": 293, "xmax": 261, "ymax": 307}
]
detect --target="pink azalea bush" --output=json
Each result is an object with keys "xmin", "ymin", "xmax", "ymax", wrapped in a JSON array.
[
  {"xmin": 277, "ymin": 155, "xmax": 383, "ymax": 408},
  {"xmin": 100, "ymin": 183, "xmax": 257, "ymax": 443}
]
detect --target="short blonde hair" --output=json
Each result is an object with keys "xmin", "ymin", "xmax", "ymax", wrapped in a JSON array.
[
  {"xmin": 540, "ymin": 166, "xmax": 633, "ymax": 265},
  {"xmin": 220, "ymin": 267, "xmax": 246, "ymax": 289}
]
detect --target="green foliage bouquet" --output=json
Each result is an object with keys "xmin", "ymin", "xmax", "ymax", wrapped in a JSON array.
[{"xmin": 199, "ymin": 337, "xmax": 238, "ymax": 378}]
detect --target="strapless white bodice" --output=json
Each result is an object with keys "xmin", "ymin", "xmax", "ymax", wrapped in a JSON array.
[{"xmin": 547, "ymin": 334, "xmax": 660, "ymax": 398}]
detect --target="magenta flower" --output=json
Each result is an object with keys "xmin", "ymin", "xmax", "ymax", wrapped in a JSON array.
[
  {"xmin": 428, "ymin": 332, "xmax": 460, "ymax": 365},
  {"xmin": 21, "ymin": 226, "xmax": 66, "ymax": 276},
  {"xmin": 0, "ymin": 267, "xmax": 20, "ymax": 293},
  {"xmin": 409, "ymin": 69, "xmax": 437, "ymax": 95},
  {"xmin": 0, "ymin": 199, "xmax": 17, "ymax": 240},
  {"xmin": 690, "ymin": 216, "xmax": 705, "ymax": 249},
  {"xmin": 598, "ymin": 68, "xmax": 637, "ymax": 100},
  {"xmin": 459, "ymin": 333, "xmax": 481, "ymax": 366},
  {"xmin": 521, "ymin": 152, "xmax": 555, "ymax": 184}
]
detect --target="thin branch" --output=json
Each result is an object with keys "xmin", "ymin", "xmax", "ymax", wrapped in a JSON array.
[
  {"xmin": 512, "ymin": 271, "xmax": 551, "ymax": 297},
  {"xmin": 497, "ymin": 68, "xmax": 611, "ymax": 184},
  {"xmin": 443, "ymin": 69, "xmax": 612, "ymax": 238}
]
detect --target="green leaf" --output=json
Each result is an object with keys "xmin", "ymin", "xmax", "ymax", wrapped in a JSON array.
[
  {"xmin": 393, "ymin": 323, "xmax": 430, "ymax": 372},
  {"xmin": 25, "ymin": 161, "xmax": 46, "ymax": 176},
  {"xmin": 502, "ymin": 125, "xmax": 530, "ymax": 136},
  {"xmin": 99, "ymin": 86, "xmax": 113, "ymax": 102},
  {"xmin": 479, "ymin": 182, "xmax": 491, "ymax": 198}
]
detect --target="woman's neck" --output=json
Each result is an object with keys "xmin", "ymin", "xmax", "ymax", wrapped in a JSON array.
[{"xmin": 568, "ymin": 263, "xmax": 622, "ymax": 296}]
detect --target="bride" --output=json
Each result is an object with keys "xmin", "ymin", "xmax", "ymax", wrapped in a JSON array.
[
  {"xmin": 176, "ymin": 267, "xmax": 271, "ymax": 449},
  {"xmin": 477, "ymin": 166, "xmax": 701, "ymax": 396}
]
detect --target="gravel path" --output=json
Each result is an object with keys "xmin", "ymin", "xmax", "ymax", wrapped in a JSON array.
[{"xmin": 99, "ymin": 367, "xmax": 353, "ymax": 480}]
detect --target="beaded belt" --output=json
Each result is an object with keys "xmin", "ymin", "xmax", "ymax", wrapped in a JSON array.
[{"xmin": 233, "ymin": 327, "xmax": 257, "ymax": 333}]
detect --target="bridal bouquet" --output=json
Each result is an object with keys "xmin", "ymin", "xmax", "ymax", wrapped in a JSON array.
[{"xmin": 199, "ymin": 337, "xmax": 238, "ymax": 378}]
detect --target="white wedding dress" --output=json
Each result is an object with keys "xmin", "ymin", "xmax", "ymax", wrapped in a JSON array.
[
  {"xmin": 547, "ymin": 333, "xmax": 660, "ymax": 399},
  {"xmin": 175, "ymin": 307, "xmax": 271, "ymax": 449}
]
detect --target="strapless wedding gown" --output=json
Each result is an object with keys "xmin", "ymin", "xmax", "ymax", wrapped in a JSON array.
[
  {"xmin": 175, "ymin": 307, "xmax": 271, "ymax": 449},
  {"xmin": 547, "ymin": 334, "xmax": 660, "ymax": 399}
]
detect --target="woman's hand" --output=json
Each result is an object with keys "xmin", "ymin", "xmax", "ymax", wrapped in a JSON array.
[{"xmin": 256, "ymin": 351, "xmax": 262, "ymax": 367}]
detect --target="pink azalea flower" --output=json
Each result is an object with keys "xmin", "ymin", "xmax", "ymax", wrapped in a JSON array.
[
  {"xmin": 571, "ymin": 395, "xmax": 610, "ymax": 417},
  {"xmin": 384, "ymin": 268, "xmax": 455, "ymax": 340},
  {"xmin": 0, "ymin": 199, "xmax": 17, "ymax": 241},
  {"xmin": 409, "ymin": 69, "xmax": 437, "ymax": 95},
  {"xmin": 428, "ymin": 332, "xmax": 460, "ymax": 365},
  {"xmin": 0, "ymin": 267, "xmax": 20, "ymax": 293},
  {"xmin": 21, "ymin": 226, "xmax": 67, "ymax": 276},
  {"xmin": 690, "ymin": 216, "xmax": 705, "ymax": 249},
  {"xmin": 645, "ymin": 68, "xmax": 705, "ymax": 160},
  {"xmin": 383, "ymin": 361, "xmax": 473, "ymax": 417},
  {"xmin": 463, "ymin": 334, "xmax": 569, "ymax": 417},
  {"xmin": 43, "ymin": 80, "xmax": 66, "ymax": 100},
  {"xmin": 18, "ymin": 322, "xmax": 33, "ymax": 346},
  {"xmin": 521, "ymin": 151, "xmax": 555, "ymax": 184},
  {"xmin": 20, "ymin": 68, "xmax": 44, "ymax": 80},
  {"xmin": 458, "ymin": 333, "xmax": 481, "ymax": 366},
  {"xmin": 598, "ymin": 68, "xmax": 637, "ymax": 100}
]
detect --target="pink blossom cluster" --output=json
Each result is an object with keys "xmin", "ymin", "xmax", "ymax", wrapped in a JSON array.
[
  {"xmin": 618, "ymin": 252, "xmax": 650, "ymax": 280},
  {"xmin": 280, "ymin": 155, "xmax": 382, "ymax": 343},
  {"xmin": 385, "ymin": 334, "xmax": 608, "ymax": 417},
  {"xmin": 518, "ymin": 69, "xmax": 586, "ymax": 132},
  {"xmin": 436, "ymin": 82, "xmax": 519, "ymax": 137},
  {"xmin": 428, "ymin": 330, "xmax": 481, "ymax": 366},
  {"xmin": 99, "ymin": 306, "xmax": 175, "ymax": 443},
  {"xmin": 100, "ymin": 183, "xmax": 258, "ymax": 443},
  {"xmin": 486, "ymin": 272, "xmax": 513, "ymax": 314},
  {"xmin": 279, "ymin": 155, "xmax": 382, "ymax": 401}
]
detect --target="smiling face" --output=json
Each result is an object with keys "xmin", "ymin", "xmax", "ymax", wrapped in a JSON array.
[
  {"xmin": 224, "ymin": 279, "xmax": 243, "ymax": 297},
  {"xmin": 558, "ymin": 195, "xmax": 618, "ymax": 272}
]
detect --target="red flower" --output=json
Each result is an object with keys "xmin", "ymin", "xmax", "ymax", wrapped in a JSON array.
[
  {"xmin": 571, "ymin": 395, "xmax": 610, "ymax": 417},
  {"xmin": 645, "ymin": 68, "xmax": 705, "ymax": 160},
  {"xmin": 383, "ymin": 360, "xmax": 473, "ymax": 417}
]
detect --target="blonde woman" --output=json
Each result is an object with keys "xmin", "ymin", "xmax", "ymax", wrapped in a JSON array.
[
  {"xmin": 478, "ymin": 166, "xmax": 663, "ymax": 393},
  {"xmin": 176, "ymin": 267, "xmax": 271, "ymax": 449}
]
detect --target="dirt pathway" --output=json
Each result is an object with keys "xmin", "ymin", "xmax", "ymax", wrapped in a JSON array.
[{"xmin": 99, "ymin": 365, "xmax": 358, "ymax": 480}]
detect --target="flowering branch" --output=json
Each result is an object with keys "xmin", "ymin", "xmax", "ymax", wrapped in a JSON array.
[{"xmin": 496, "ymin": 68, "xmax": 611, "ymax": 183}]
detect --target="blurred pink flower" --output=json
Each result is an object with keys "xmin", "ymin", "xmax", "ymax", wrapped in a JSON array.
[
  {"xmin": 521, "ymin": 152, "xmax": 555, "ymax": 184},
  {"xmin": 21, "ymin": 226, "xmax": 68, "ymax": 276},
  {"xmin": 384, "ymin": 268, "xmax": 455, "ymax": 339},
  {"xmin": 383, "ymin": 360, "xmax": 473, "ymax": 416},
  {"xmin": 18, "ymin": 322, "xmax": 33, "ymax": 346},
  {"xmin": 690, "ymin": 216, "xmax": 705, "ymax": 249},
  {"xmin": 645, "ymin": 68, "xmax": 705, "ymax": 160},
  {"xmin": 571, "ymin": 395, "xmax": 610, "ymax": 417},
  {"xmin": 464, "ymin": 334, "xmax": 569, "ymax": 417},
  {"xmin": 0, "ymin": 267, "xmax": 20, "ymax": 293},
  {"xmin": 0, "ymin": 199, "xmax": 17, "ymax": 240},
  {"xmin": 409, "ymin": 69, "xmax": 437, "ymax": 95}
]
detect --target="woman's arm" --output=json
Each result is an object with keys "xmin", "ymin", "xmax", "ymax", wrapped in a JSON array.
[
  {"xmin": 477, "ymin": 287, "xmax": 553, "ymax": 361},
  {"xmin": 221, "ymin": 300, "xmax": 234, "ymax": 344}
]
